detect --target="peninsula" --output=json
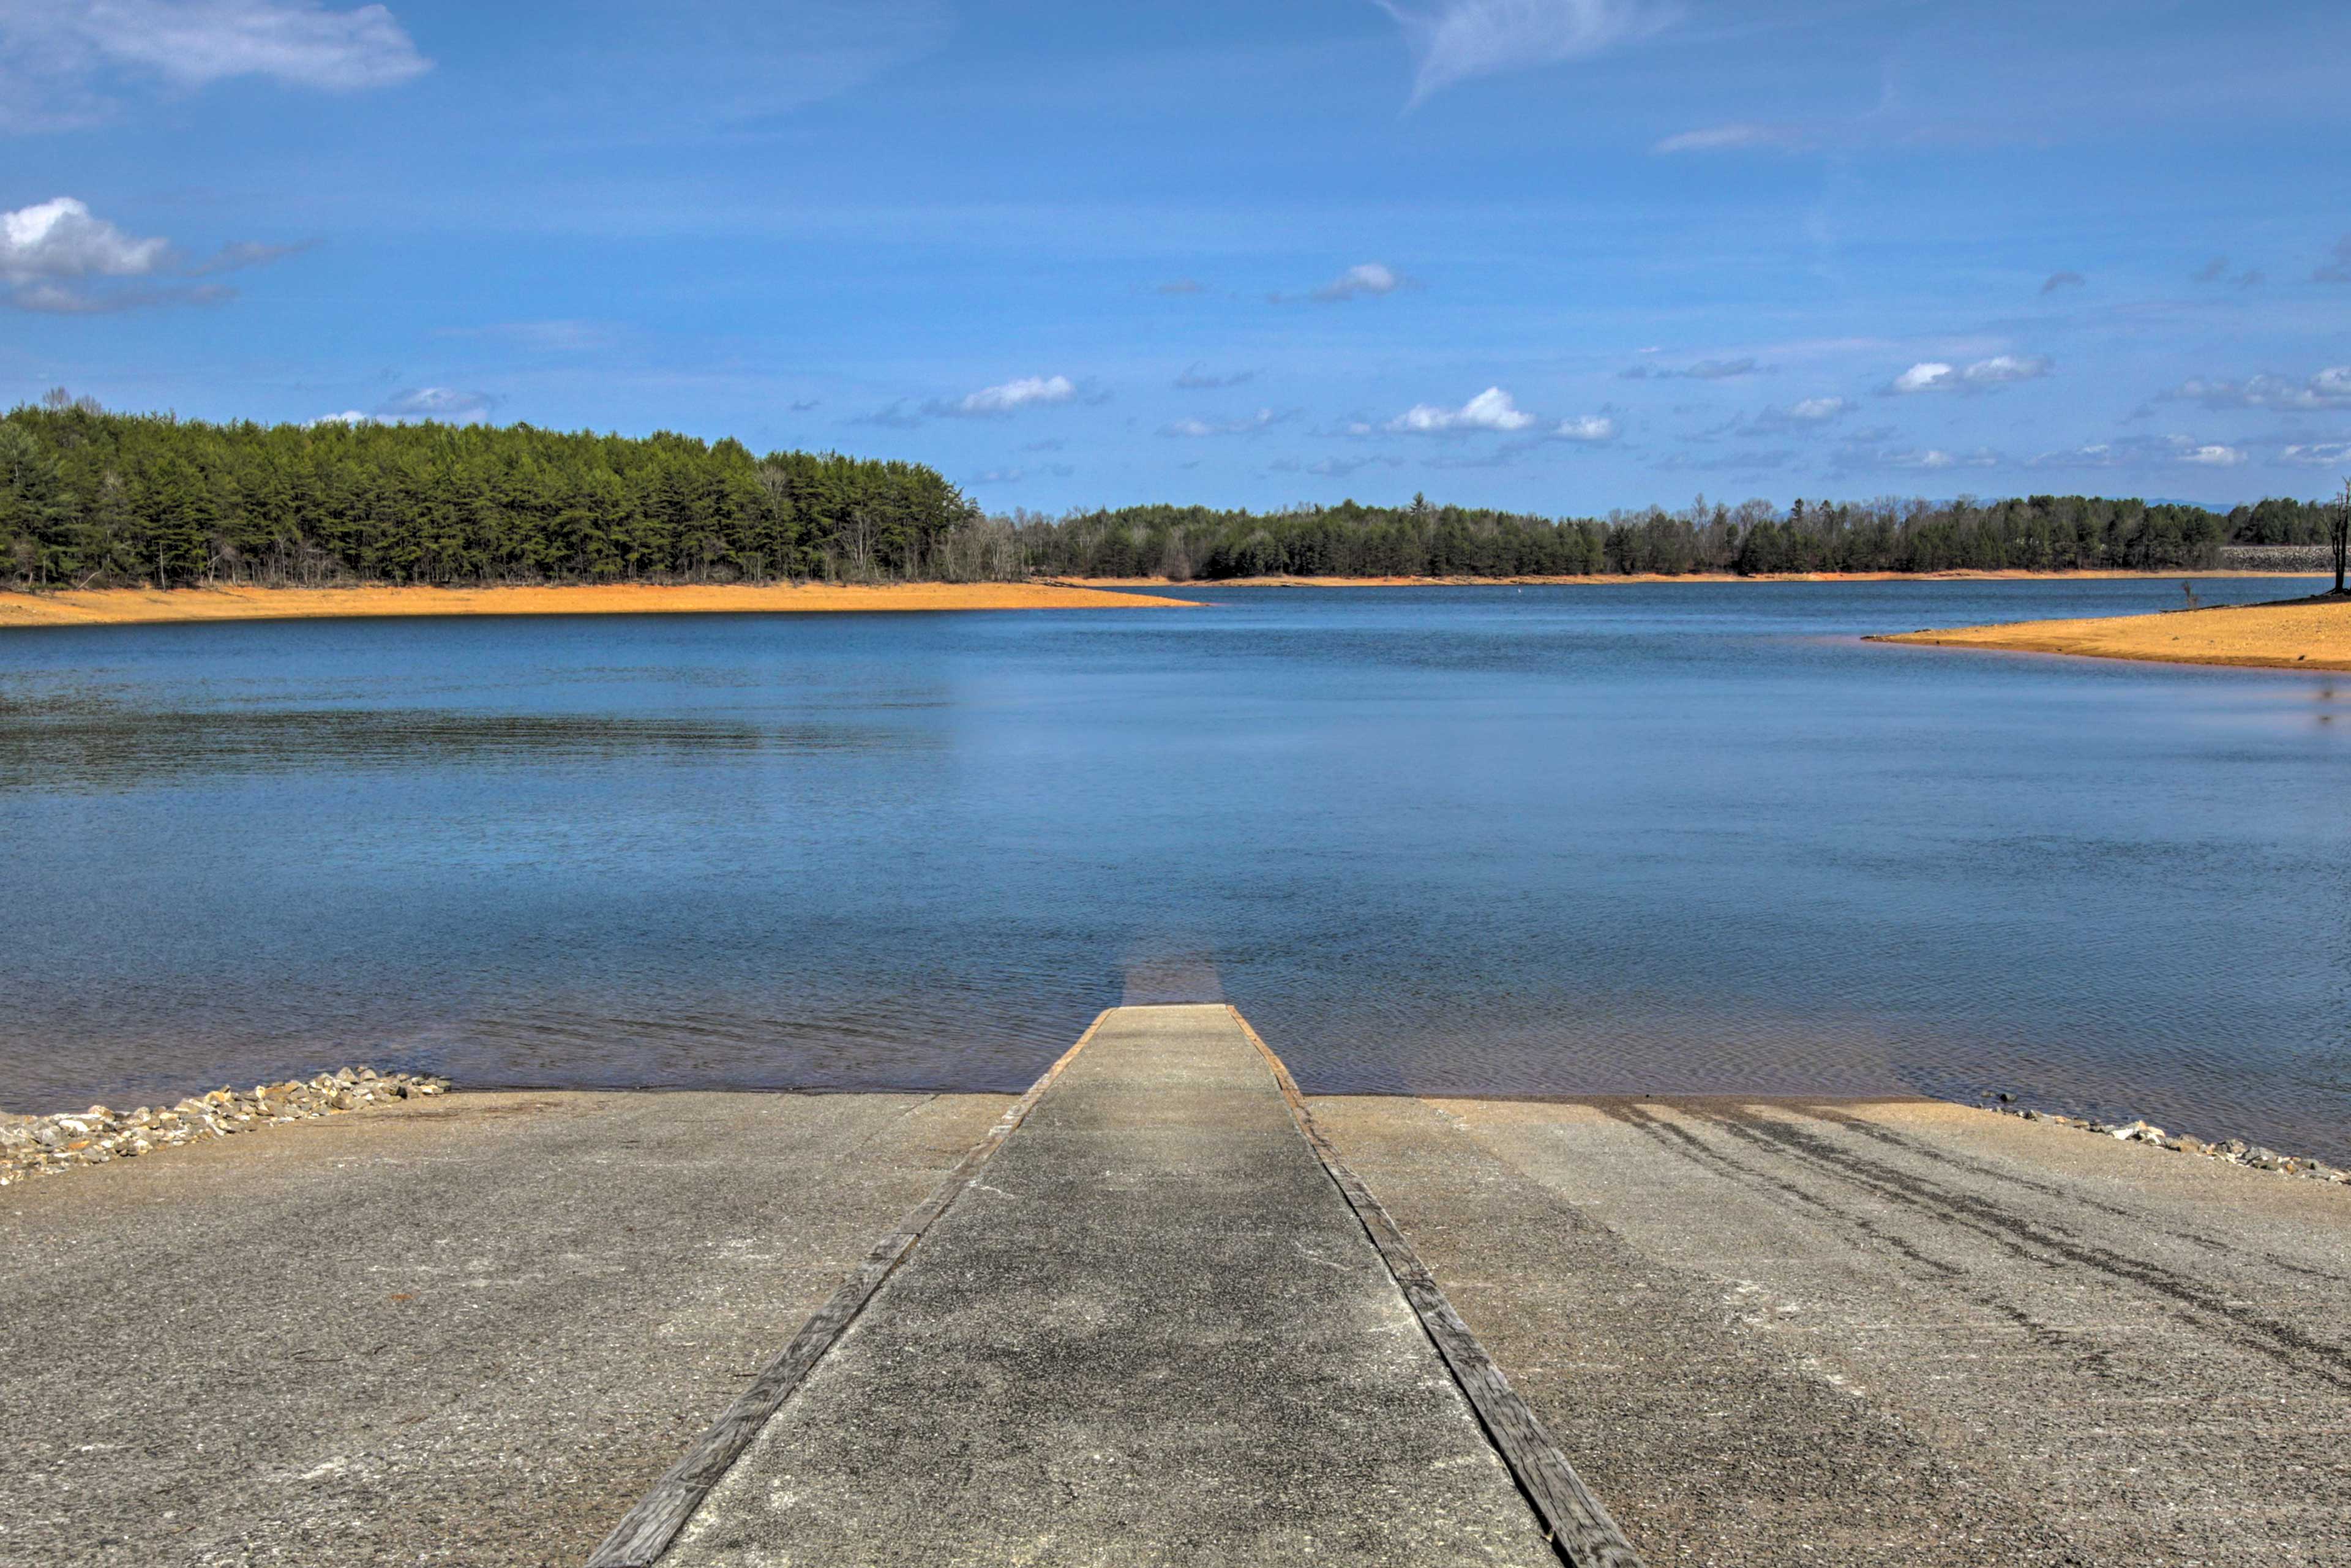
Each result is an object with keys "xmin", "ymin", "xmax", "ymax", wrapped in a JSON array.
[{"xmin": 1875, "ymin": 593, "xmax": 2351, "ymax": 672}]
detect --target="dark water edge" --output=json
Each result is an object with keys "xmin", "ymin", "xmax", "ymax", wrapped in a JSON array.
[{"xmin": 2, "ymin": 577, "xmax": 2345, "ymax": 1161}]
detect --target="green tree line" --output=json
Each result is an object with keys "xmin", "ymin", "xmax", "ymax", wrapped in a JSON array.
[
  {"xmin": 0, "ymin": 398, "xmax": 2333, "ymax": 590},
  {"xmin": 0, "ymin": 400, "xmax": 996, "ymax": 589},
  {"xmin": 1016, "ymin": 493, "xmax": 2255, "ymax": 579}
]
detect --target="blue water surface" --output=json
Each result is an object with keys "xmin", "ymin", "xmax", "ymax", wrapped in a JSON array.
[{"xmin": 3, "ymin": 577, "xmax": 2345, "ymax": 1158}]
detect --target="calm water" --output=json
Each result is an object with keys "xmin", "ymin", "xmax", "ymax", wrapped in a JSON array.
[{"xmin": 3, "ymin": 578, "xmax": 2346, "ymax": 1159}]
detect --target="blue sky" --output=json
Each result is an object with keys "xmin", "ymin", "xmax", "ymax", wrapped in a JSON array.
[{"xmin": 4, "ymin": 0, "xmax": 2349, "ymax": 513}]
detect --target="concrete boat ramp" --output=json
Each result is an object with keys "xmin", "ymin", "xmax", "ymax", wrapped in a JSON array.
[{"xmin": 591, "ymin": 1004, "xmax": 1637, "ymax": 1567}]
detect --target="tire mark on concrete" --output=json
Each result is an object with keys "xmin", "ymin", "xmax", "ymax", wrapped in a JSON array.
[
  {"xmin": 1693, "ymin": 1108, "xmax": 2351, "ymax": 1392},
  {"xmin": 1795, "ymin": 1105, "xmax": 2351, "ymax": 1290}
]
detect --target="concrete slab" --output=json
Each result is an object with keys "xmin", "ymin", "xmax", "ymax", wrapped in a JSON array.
[
  {"xmin": 0, "ymin": 1089, "xmax": 1011, "ymax": 1568},
  {"xmin": 661, "ymin": 1005, "xmax": 1564, "ymax": 1568},
  {"xmin": 1314, "ymin": 1093, "xmax": 2351, "ymax": 1568}
]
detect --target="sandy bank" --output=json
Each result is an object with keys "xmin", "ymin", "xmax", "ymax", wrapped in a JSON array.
[
  {"xmin": 1873, "ymin": 592, "xmax": 2351, "ymax": 671},
  {"xmin": 1060, "ymin": 569, "xmax": 2319, "ymax": 588},
  {"xmin": 0, "ymin": 579, "xmax": 1197, "ymax": 629}
]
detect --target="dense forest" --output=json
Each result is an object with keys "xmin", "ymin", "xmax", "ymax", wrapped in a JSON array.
[
  {"xmin": 0, "ymin": 399, "xmax": 999, "ymax": 589},
  {"xmin": 0, "ymin": 399, "xmax": 2339, "ymax": 590}
]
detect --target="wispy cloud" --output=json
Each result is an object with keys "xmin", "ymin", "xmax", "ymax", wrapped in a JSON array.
[
  {"xmin": 433, "ymin": 319, "xmax": 615, "ymax": 352},
  {"xmin": 2279, "ymin": 441, "xmax": 2351, "ymax": 468},
  {"xmin": 1, "ymin": 0, "xmax": 429, "ymax": 130},
  {"xmin": 375, "ymin": 386, "xmax": 498, "ymax": 422},
  {"xmin": 2041, "ymin": 271, "xmax": 2085, "ymax": 294},
  {"xmin": 1373, "ymin": 0, "xmax": 1674, "ymax": 105},
  {"xmin": 970, "ymin": 463, "xmax": 1074, "ymax": 485},
  {"xmin": 2167, "ymin": 367, "xmax": 2351, "ymax": 412},
  {"xmin": 1653, "ymin": 122, "xmax": 1816, "ymax": 156},
  {"xmin": 1621, "ymin": 356, "xmax": 1763, "ymax": 381},
  {"xmin": 1553, "ymin": 413, "xmax": 1618, "ymax": 443},
  {"xmin": 1884, "ymin": 354, "xmax": 2050, "ymax": 394},
  {"xmin": 1, "ymin": 195, "xmax": 289, "ymax": 310},
  {"xmin": 1656, "ymin": 448, "xmax": 1794, "ymax": 475},
  {"xmin": 1174, "ymin": 363, "xmax": 1255, "ymax": 390},
  {"xmin": 1651, "ymin": 119, "xmax": 2025, "ymax": 158},
  {"xmin": 2029, "ymin": 434, "xmax": 2246, "ymax": 470},
  {"xmin": 2315, "ymin": 237, "xmax": 2351, "ymax": 285},
  {"xmin": 1385, "ymin": 386, "xmax": 1536, "ymax": 434},
  {"xmin": 1826, "ymin": 438, "xmax": 2001, "ymax": 474},
  {"xmin": 1160, "ymin": 408, "xmax": 1285, "ymax": 438},
  {"xmin": 1270, "ymin": 454, "xmax": 1406, "ymax": 479},
  {"xmin": 857, "ymin": 399, "xmax": 925, "ymax": 430},
  {"xmin": 1747, "ymin": 396, "xmax": 1851, "ymax": 432},
  {"xmin": 2191, "ymin": 255, "xmax": 2263, "ymax": 289}
]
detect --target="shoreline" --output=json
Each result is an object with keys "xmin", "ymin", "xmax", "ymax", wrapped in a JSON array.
[
  {"xmin": 1, "ymin": 1067, "xmax": 449, "ymax": 1184},
  {"xmin": 0, "ymin": 579, "xmax": 1199, "ymax": 629},
  {"xmin": 1061, "ymin": 569, "xmax": 2324, "ymax": 588},
  {"xmin": 0, "ymin": 572, "xmax": 2319, "ymax": 630},
  {"xmin": 1872, "ymin": 592, "xmax": 2351, "ymax": 672}
]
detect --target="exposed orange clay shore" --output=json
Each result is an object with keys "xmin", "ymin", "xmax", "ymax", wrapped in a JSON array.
[
  {"xmin": 1871, "ymin": 594, "xmax": 2351, "ymax": 672},
  {"xmin": 0, "ymin": 579, "xmax": 1198, "ymax": 629},
  {"xmin": 1059, "ymin": 569, "xmax": 2321, "ymax": 588}
]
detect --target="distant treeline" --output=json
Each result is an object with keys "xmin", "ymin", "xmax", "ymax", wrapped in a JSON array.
[
  {"xmin": 1, "ymin": 400, "xmax": 2340, "ymax": 590},
  {"xmin": 1012, "ymin": 494, "xmax": 2322, "ymax": 579}
]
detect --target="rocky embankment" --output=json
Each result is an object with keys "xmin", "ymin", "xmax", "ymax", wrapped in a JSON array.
[
  {"xmin": 0, "ymin": 1067, "xmax": 449, "ymax": 1187},
  {"xmin": 1993, "ymin": 1101, "xmax": 2347, "ymax": 1184}
]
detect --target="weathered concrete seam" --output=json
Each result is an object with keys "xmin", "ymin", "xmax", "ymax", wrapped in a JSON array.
[
  {"xmin": 1227, "ymin": 1006, "xmax": 1648, "ymax": 1568},
  {"xmin": 583, "ymin": 1010, "xmax": 1115, "ymax": 1568}
]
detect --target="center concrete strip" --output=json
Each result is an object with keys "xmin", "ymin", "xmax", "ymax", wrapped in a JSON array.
[{"xmin": 598, "ymin": 1003, "xmax": 1642, "ymax": 1567}]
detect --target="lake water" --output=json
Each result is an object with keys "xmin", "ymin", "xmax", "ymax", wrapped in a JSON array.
[{"xmin": 3, "ymin": 578, "xmax": 2345, "ymax": 1160}]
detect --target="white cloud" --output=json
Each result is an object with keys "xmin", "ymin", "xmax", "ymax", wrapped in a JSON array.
[
  {"xmin": 1963, "ymin": 354, "xmax": 2050, "ymax": 385},
  {"xmin": 1554, "ymin": 413, "xmax": 1618, "ymax": 442},
  {"xmin": 2178, "ymin": 443, "xmax": 2246, "ymax": 467},
  {"xmin": 1373, "ymin": 0, "xmax": 1673, "ymax": 103},
  {"xmin": 1, "ymin": 195, "xmax": 289, "ymax": 310},
  {"xmin": 1385, "ymin": 386, "xmax": 1536, "ymax": 434},
  {"xmin": 308, "ymin": 410, "xmax": 373, "ymax": 426},
  {"xmin": 1, "ymin": 197, "xmax": 167, "ymax": 282},
  {"xmin": 2280, "ymin": 441, "xmax": 2351, "ymax": 468},
  {"xmin": 947, "ymin": 374, "xmax": 1076, "ymax": 417},
  {"xmin": 1889, "ymin": 362, "xmax": 1955, "ymax": 394},
  {"xmin": 1311, "ymin": 262, "xmax": 1403, "ymax": 302},
  {"xmin": 1886, "ymin": 354, "xmax": 2050, "ymax": 394},
  {"xmin": 1, "ymin": 0, "xmax": 428, "ymax": 128}
]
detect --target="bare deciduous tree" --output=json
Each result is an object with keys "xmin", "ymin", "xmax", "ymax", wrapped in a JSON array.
[{"xmin": 2332, "ymin": 478, "xmax": 2350, "ymax": 595}]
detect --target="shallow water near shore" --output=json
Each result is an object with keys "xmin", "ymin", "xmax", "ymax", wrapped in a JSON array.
[{"xmin": 3, "ymin": 577, "xmax": 2345, "ymax": 1160}]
